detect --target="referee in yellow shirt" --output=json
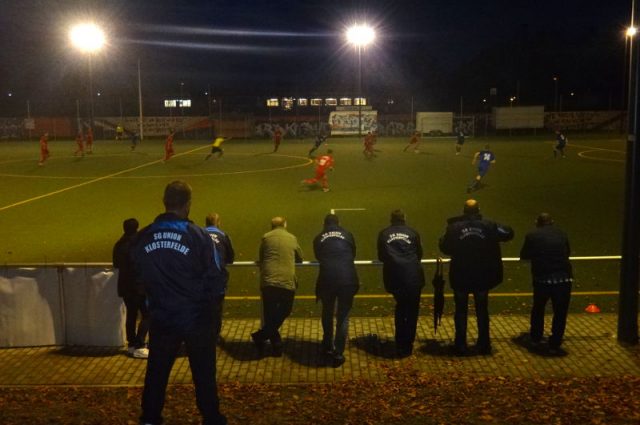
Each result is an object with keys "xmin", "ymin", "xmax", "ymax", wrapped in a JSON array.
[{"xmin": 205, "ymin": 136, "xmax": 229, "ymax": 160}]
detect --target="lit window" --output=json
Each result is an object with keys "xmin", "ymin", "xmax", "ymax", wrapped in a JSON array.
[
  {"xmin": 339, "ymin": 98, "xmax": 352, "ymax": 106},
  {"xmin": 354, "ymin": 97, "xmax": 367, "ymax": 106},
  {"xmin": 325, "ymin": 98, "xmax": 337, "ymax": 106},
  {"xmin": 266, "ymin": 98, "xmax": 279, "ymax": 107},
  {"xmin": 298, "ymin": 98, "xmax": 308, "ymax": 106},
  {"xmin": 164, "ymin": 100, "xmax": 177, "ymax": 108},
  {"xmin": 310, "ymin": 98, "xmax": 322, "ymax": 106},
  {"xmin": 282, "ymin": 97, "xmax": 294, "ymax": 110}
]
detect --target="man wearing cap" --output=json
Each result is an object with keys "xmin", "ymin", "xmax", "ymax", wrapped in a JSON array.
[
  {"xmin": 377, "ymin": 209, "xmax": 425, "ymax": 357},
  {"xmin": 313, "ymin": 214, "xmax": 359, "ymax": 366},
  {"xmin": 439, "ymin": 199, "xmax": 514, "ymax": 356},
  {"xmin": 520, "ymin": 213, "xmax": 572, "ymax": 355},
  {"xmin": 252, "ymin": 217, "xmax": 303, "ymax": 357}
]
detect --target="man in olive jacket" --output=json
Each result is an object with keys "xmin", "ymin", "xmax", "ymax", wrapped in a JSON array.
[
  {"xmin": 313, "ymin": 214, "xmax": 359, "ymax": 366},
  {"xmin": 251, "ymin": 217, "xmax": 303, "ymax": 356},
  {"xmin": 439, "ymin": 199, "xmax": 514, "ymax": 356},
  {"xmin": 377, "ymin": 209, "xmax": 425, "ymax": 357}
]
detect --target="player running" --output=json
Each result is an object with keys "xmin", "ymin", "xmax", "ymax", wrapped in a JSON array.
[
  {"xmin": 363, "ymin": 131, "xmax": 376, "ymax": 158},
  {"xmin": 272, "ymin": 127, "xmax": 282, "ymax": 152},
  {"xmin": 130, "ymin": 132, "xmax": 139, "ymax": 151},
  {"xmin": 163, "ymin": 129, "xmax": 175, "ymax": 161},
  {"xmin": 74, "ymin": 131, "xmax": 85, "ymax": 156},
  {"xmin": 301, "ymin": 149, "xmax": 334, "ymax": 192},
  {"xmin": 553, "ymin": 130, "xmax": 567, "ymax": 158},
  {"xmin": 85, "ymin": 126, "xmax": 94, "ymax": 154},
  {"xmin": 205, "ymin": 136, "xmax": 230, "ymax": 160},
  {"xmin": 308, "ymin": 132, "xmax": 328, "ymax": 157},
  {"xmin": 38, "ymin": 132, "xmax": 50, "ymax": 166},
  {"xmin": 403, "ymin": 131, "xmax": 421, "ymax": 153},
  {"xmin": 467, "ymin": 144, "xmax": 496, "ymax": 193}
]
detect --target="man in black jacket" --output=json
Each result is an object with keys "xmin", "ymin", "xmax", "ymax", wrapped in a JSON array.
[
  {"xmin": 520, "ymin": 213, "xmax": 572, "ymax": 355},
  {"xmin": 439, "ymin": 199, "xmax": 514, "ymax": 356},
  {"xmin": 377, "ymin": 209, "xmax": 425, "ymax": 357},
  {"xmin": 113, "ymin": 217, "xmax": 149, "ymax": 359},
  {"xmin": 132, "ymin": 181, "xmax": 227, "ymax": 425},
  {"xmin": 313, "ymin": 214, "xmax": 359, "ymax": 366}
]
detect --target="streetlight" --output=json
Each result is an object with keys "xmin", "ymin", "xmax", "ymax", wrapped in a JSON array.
[
  {"xmin": 509, "ymin": 96, "xmax": 516, "ymax": 107},
  {"xmin": 69, "ymin": 23, "xmax": 105, "ymax": 130},
  {"xmin": 346, "ymin": 23, "xmax": 375, "ymax": 136}
]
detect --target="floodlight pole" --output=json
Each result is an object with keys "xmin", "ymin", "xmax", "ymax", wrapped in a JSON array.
[
  {"xmin": 357, "ymin": 45, "xmax": 362, "ymax": 137},
  {"xmin": 137, "ymin": 58, "xmax": 144, "ymax": 140},
  {"xmin": 88, "ymin": 55, "xmax": 95, "ymax": 129},
  {"xmin": 618, "ymin": 0, "xmax": 640, "ymax": 345}
]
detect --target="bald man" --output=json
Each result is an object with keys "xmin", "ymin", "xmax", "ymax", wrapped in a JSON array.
[
  {"xmin": 252, "ymin": 217, "xmax": 303, "ymax": 357},
  {"xmin": 439, "ymin": 199, "xmax": 513, "ymax": 356}
]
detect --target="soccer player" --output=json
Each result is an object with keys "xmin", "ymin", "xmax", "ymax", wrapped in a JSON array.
[
  {"xmin": 308, "ymin": 132, "xmax": 327, "ymax": 157},
  {"xmin": 116, "ymin": 124, "xmax": 124, "ymax": 141},
  {"xmin": 74, "ymin": 131, "xmax": 84, "ymax": 157},
  {"xmin": 363, "ymin": 131, "xmax": 376, "ymax": 158},
  {"xmin": 554, "ymin": 130, "xmax": 567, "ymax": 158},
  {"xmin": 205, "ymin": 136, "xmax": 229, "ymax": 160},
  {"xmin": 403, "ymin": 131, "xmax": 421, "ymax": 153},
  {"xmin": 302, "ymin": 149, "xmax": 334, "ymax": 192},
  {"xmin": 85, "ymin": 126, "xmax": 94, "ymax": 154},
  {"xmin": 163, "ymin": 129, "xmax": 175, "ymax": 161},
  {"xmin": 130, "ymin": 132, "xmax": 139, "ymax": 151},
  {"xmin": 467, "ymin": 144, "xmax": 496, "ymax": 193},
  {"xmin": 38, "ymin": 132, "xmax": 50, "ymax": 166},
  {"xmin": 456, "ymin": 130, "xmax": 465, "ymax": 155},
  {"xmin": 272, "ymin": 127, "xmax": 282, "ymax": 152}
]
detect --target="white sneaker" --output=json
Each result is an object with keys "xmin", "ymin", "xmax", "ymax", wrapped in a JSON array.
[{"xmin": 132, "ymin": 347, "xmax": 149, "ymax": 359}]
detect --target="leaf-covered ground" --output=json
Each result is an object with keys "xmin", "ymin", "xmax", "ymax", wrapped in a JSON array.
[{"xmin": 2, "ymin": 363, "xmax": 639, "ymax": 424}]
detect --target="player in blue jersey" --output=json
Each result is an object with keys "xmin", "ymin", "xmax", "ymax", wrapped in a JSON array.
[
  {"xmin": 553, "ymin": 130, "xmax": 567, "ymax": 158},
  {"xmin": 467, "ymin": 144, "xmax": 496, "ymax": 193}
]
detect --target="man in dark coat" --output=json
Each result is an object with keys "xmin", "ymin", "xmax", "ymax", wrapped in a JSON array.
[
  {"xmin": 377, "ymin": 209, "xmax": 425, "ymax": 357},
  {"xmin": 439, "ymin": 199, "xmax": 514, "ymax": 356},
  {"xmin": 113, "ymin": 217, "xmax": 150, "ymax": 358},
  {"xmin": 132, "ymin": 181, "xmax": 227, "ymax": 425},
  {"xmin": 313, "ymin": 214, "xmax": 359, "ymax": 366},
  {"xmin": 520, "ymin": 213, "xmax": 572, "ymax": 355}
]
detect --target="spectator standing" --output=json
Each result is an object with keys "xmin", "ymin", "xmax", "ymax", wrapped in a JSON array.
[
  {"xmin": 439, "ymin": 199, "xmax": 514, "ymax": 356},
  {"xmin": 132, "ymin": 181, "xmax": 227, "ymax": 425},
  {"xmin": 377, "ymin": 209, "xmax": 425, "ymax": 357},
  {"xmin": 313, "ymin": 214, "xmax": 359, "ymax": 366},
  {"xmin": 251, "ymin": 217, "xmax": 303, "ymax": 357},
  {"xmin": 520, "ymin": 213, "xmax": 572, "ymax": 355},
  {"xmin": 204, "ymin": 212, "xmax": 235, "ymax": 342},
  {"xmin": 113, "ymin": 218, "xmax": 149, "ymax": 359}
]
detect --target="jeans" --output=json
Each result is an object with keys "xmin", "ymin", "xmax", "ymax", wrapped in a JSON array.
[
  {"xmin": 392, "ymin": 286, "xmax": 423, "ymax": 352},
  {"xmin": 123, "ymin": 294, "xmax": 150, "ymax": 348},
  {"xmin": 453, "ymin": 289, "xmax": 490, "ymax": 350},
  {"xmin": 254, "ymin": 286, "xmax": 295, "ymax": 344},
  {"xmin": 320, "ymin": 286, "xmax": 357, "ymax": 355},
  {"xmin": 530, "ymin": 283, "xmax": 571, "ymax": 348},
  {"xmin": 140, "ymin": 304, "xmax": 226, "ymax": 425}
]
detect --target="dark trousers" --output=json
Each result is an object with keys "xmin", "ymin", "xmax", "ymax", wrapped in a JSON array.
[
  {"xmin": 123, "ymin": 294, "xmax": 150, "ymax": 348},
  {"xmin": 392, "ymin": 286, "xmax": 423, "ymax": 352},
  {"xmin": 453, "ymin": 290, "xmax": 490, "ymax": 350},
  {"xmin": 530, "ymin": 283, "xmax": 571, "ymax": 348},
  {"xmin": 141, "ymin": 305, "xmax": 226, "ymax": 425},
  {"xmin": 254, "ymin": 286, "xmax": 295, "ymax": 344},
  {"xmin": 320, "ymin": 286, "xmax": 357, "ymax": 355}
]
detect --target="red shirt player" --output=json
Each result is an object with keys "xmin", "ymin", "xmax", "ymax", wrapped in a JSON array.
[
  {"xmin": 273, "ymin": 127, "xmax": 282, "ymax": 152},
  {"xmin": 85, "ymin": 127, "xmax": 94, "ymax": 153},
  {"xmin": 38, "ymin": 132, "xmax": 50, "ymax": 166},
  {"xmin": 164, "ymin": 129, "xmax": 176, "ymax": 161},
  {"xmin": 301, "ymin": 149, "xmax": 334, "ymax": 192},
  {"xmin": 403, "ymin": 131, "xmax": 421, "ymax": 153},
  {"xmin": 74, "ymin": 132, "xmax": 85, "ymax": 156},
  {"xmin": 363, "ymin": 132, "xmax": 376, "ymax": 158}
]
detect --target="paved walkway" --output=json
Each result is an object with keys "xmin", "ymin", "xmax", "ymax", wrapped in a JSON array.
[{"xmin": 1, "ymin": 313, "xmax": 638, "ymax": 387}]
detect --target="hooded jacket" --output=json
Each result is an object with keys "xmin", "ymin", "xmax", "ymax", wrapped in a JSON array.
[
  {"xmin": 313, "ymin": 224, "xmax": 359, "ymax": 296},
  {"xmin": 377, "ymin": 222, "xmax": 425, "ymax": 293}
]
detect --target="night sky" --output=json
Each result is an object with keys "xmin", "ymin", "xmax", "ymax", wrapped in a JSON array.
[{"xmin": 0, "ymin": 0, "xmax": 631, "ymax": 114}]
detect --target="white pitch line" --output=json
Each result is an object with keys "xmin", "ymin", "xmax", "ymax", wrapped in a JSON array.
[
  {"xmin": 330, "ymin": 207, "xmax": 366, "ymax": 214},
  {"xmin": 0, "ymin": 145, "xmax": 207, "ymax": 212}
]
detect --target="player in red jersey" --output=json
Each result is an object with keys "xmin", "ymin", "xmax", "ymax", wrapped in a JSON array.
[
  {"xmin": 363, "ymin": 131, "xmax": 376, "ymax": 158},
  {"xmin": 301, "ymin": 149, "xmax": 334, "ymax": 192},
  {"xmin": 85, "ymin": 126, "xmax": 94, "ymax": 154},
  {"xmin": 163, "ymin": 129, "xmax": 176, "ymax": 161},
  {"xmin": 38, "ymin": 132, "xmax": 50, "ymax": 166},
  {"xmin": 272, "ymin": 127, "xmax": 282, "ymax": 152},
  {"xmin": 74, "ymin": 131, "xmax": 85, "ymax": 156},
  {"xmin": 403, "ymin": 131, "xmax": 421, "ymax": 153}
]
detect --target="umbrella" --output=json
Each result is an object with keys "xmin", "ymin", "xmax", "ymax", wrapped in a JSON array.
[{"xmin": 432, "ymin": 257, "xmax": 446, "ymax": 333}]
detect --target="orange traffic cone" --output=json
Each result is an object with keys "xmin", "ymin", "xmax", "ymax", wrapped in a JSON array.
[{"xmin": 585, "ymin": 303, "xmax": 601, "ymax": 313}]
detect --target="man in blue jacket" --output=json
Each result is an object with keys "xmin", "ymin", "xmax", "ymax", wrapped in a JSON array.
[
  {"xmin": 313, "ymin": 214, "xmax": 359, "ymax": 366},
  {"xmin": 439, "ymin": 199, "xmax": 514, "ymax": 356},
  {"xmin": 133, "ymin": 180, "xmax": 226, "ymax": 425},
  {"xmin": 377, "ymin": 209, "xmax": 425, "ymax": 357}
]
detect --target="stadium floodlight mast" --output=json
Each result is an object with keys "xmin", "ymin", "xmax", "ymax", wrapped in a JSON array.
[
  {"xmin": 69, "ymin": 23, "xmax": 105, "ymax": 130},
  {"xmin": 346, "ymin": 23, "xmax": 375, "ymax": 136}
]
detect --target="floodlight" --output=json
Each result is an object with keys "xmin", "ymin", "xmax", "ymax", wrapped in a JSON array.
[
  {"xmin": 346, "ymin": 24, "xmax": 375, "ymax": 47},
  {"xmin": 69, "ymin": 23, "xmax": 105, "ymax": 53},
  {"xmin": 627, "ymin": 26, "xmax": 637, "ymax": 37}
]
